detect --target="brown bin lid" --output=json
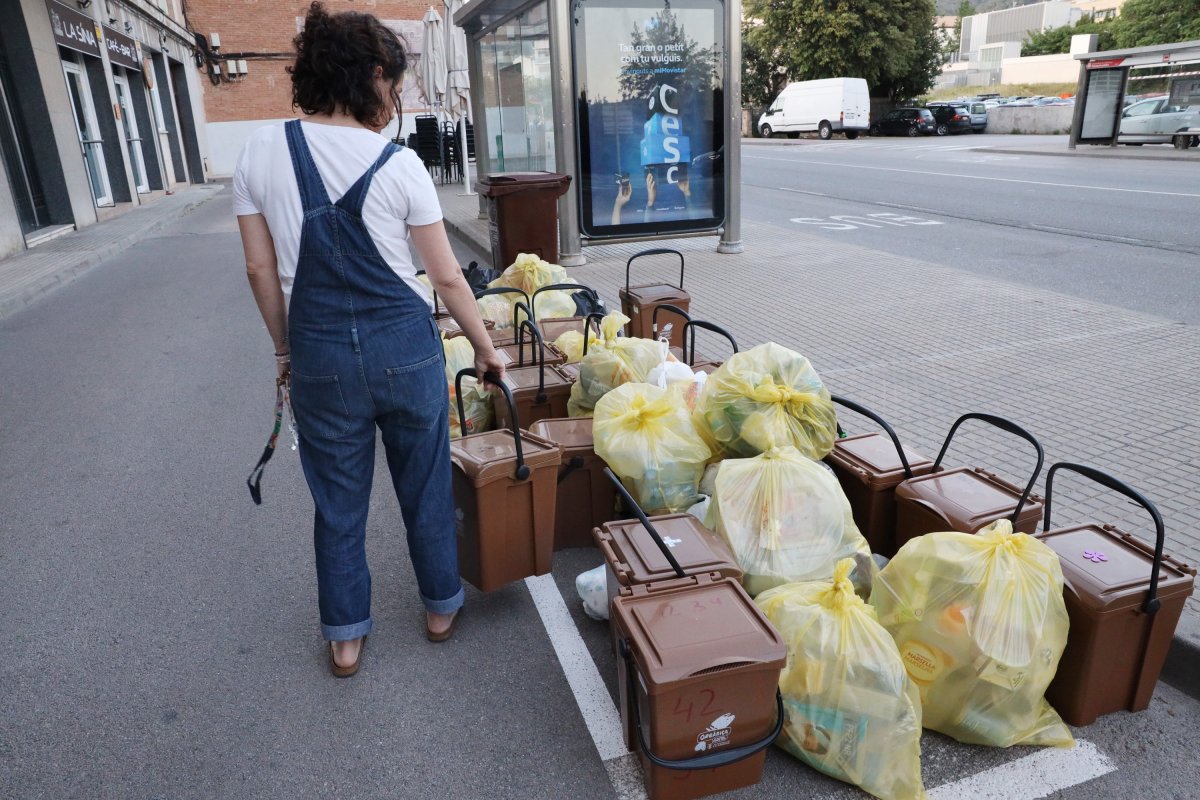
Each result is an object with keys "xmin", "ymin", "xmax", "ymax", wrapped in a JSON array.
[
  {"xmin": 528, "ymin": 417, "xmax": 595, "ymax": 453},
  {"xmin": 829, "ymin": 432, "xmax": 934, "ymax": 489},
  {"xmin": 896, "ymin": 467, "xmax": 1040, "ymax": 532},
  {"xmin": 476, "ymin": 172, "xmax": 572, "ymax": 197},
  {"xmin": 1036, "ymin": 524, "xmax": 1196, "ymax": 613},
  {"xmin": 613, "ymin": 576, "xmax": 785, "ymax": 688},
  {"xmin": 622, "ymin": 284, "xmax": 688, "ymax": 303},
  {"xmin": 451, "ymin": 429, "xmax": 561, "ymax": 487},
  {"xmin": 601, "ymin": 513, "xmax": 742, "ymax": 587},
  {"xmin": 502, "ymin": 365, "xmax": 574, "ymax": 392}
]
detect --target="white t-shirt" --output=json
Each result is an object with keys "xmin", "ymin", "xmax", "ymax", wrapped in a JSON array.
[{"xmin": 232, "ymin": 120, "xmax": 442, "ymax": 306}]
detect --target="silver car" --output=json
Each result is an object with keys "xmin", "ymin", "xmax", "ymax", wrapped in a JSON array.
[
  {"xmin": 965, "ymin": 102, "xmax": 988, "ymax": 133},
  {"xmin": 1120, "ymin": 96, "xmax": 1200, "ymax": 147}
]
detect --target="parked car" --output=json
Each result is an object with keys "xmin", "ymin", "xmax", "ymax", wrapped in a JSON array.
[
  {"xmin": 1119, "ymin": 96, "xmax": 1200, "ymax": 147},
  {"xmin": 870, "ymin": 108, "xmax": 936, "ymax": 136},
  {"xmin": 964, "ymin": 102, "xmax": 988, "ymax": 132},
  {"xmin": 927, "ymin": 104, "xmax": 973, "ymax": 135}
]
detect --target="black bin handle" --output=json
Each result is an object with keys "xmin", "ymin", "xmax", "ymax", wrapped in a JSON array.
[
  {"xmin": 1043, "ymin": 462, "xmax": 1166, "ymax": 614},
  {"xmin": 474, "ymin": 286, "xmax": 530, "ymax": 309},
  {"xmin": 830, "ymin": 395, "xmax": 915, "ymax": 480},
  {"xmin": 455, "ymin": 368, "xmax": 530, "ymax": 481},
  {"xmin": 582, "ymin": 312, "xmax": 608, "ymax": 356},
  {"xmin": 514, "ymin": 316, "xmax": 549, "ymax": 403},
  {"xmin": 603, "ymin": 467, "xmax": 685, "ymax": 578},
  {"xmin": 531, "ymin": 282, "xmax": 593, "ymax": 320},
  {"xmin": 651, "ymin": 303, "xmax": 692, "ymax": 342},
  {"xmin": 625, "ymin": 247, "xmax": 685, "ymax": 293},
  {"xmin": 683, "ymin": 319, "xmax": 739, "ymax": 367},
  {"xmin": 618, "ymin": 637, "xmax": 784, "ymax": 770},
  {"xmin": 933, "ymin": 413, "xmax": 1045, "ymax": 525}
]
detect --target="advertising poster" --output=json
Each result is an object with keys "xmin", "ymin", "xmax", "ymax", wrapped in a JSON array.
[{"xmin": 573, "ymin": 0, "xmax": 724, "ymax": 238}]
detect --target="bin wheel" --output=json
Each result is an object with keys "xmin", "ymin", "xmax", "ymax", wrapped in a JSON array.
[
  {"xmin": 760, "ymin": 124, "xmax": 773, "ymax": 139},
  {"xmin": 818, "ymin": 121, "xmax": 833, "ymax": 140}
]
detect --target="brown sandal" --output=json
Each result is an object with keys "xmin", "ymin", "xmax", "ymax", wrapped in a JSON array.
[
  {"xmin": 329, "ymin": 636, "xmax": 366, "ymax": 678},
  {"xmin": 426, "ymin": 610, "xmax": 461, "ymax": 643}
]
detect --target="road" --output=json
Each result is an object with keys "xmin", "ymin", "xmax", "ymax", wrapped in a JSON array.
[
  {"xmin": 742, "ymin": 134, "xmax": 1200, "ymax": 324},
  {"xmin": 1, "ymin": 184, "xmax": 1199, "ymax": 800}
]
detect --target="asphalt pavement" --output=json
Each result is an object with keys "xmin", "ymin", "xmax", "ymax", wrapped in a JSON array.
[{"xmin": 2, "ymin": 169, "xmax": 1199, "ymax": 799}]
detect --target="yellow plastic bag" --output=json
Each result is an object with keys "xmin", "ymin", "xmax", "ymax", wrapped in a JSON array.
[
  {"xmin": 707, "ymin": 446, "xmax": 872, "ymax": 597},
  {"xmin": 593, "ymin": 383, "xmax": 711, "ymax": 514},
  {"xmin": 757, "ymin": 559, "xmax": 926, "ymax": 800},
  {"xmin": 871, "ymin": 520, "xmax": 1073, "ymax": 748},
  {"xmin": 554, "ymin": 329, "xmax": 600, "ymax": 365},
  {"xmin": 695, "ymin": 342, "xmax": 837, "ymax": 460},
  {"xmin": 567, "ymin": 312, "xmax": 662, "ymax": 417},
  {"xmin": 488, "ymin": 252, "xmax": 571, "ymax": 296},
  {"xmin": 443, "ymin": 336, "xmax": 493, "ymax": 439}
]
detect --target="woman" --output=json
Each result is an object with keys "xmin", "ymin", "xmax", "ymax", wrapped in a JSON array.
[{"xmin": 234, "ymin": 2, "xmax": 504, "ymax": 677}]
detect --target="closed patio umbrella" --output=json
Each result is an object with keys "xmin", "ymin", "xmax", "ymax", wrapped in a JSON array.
[
  {"xmin": 419, "ymin": 7, "xmax": 447, "ymax": 112},
  {"xmin": 444, "ymin": 0, "xmax": 473, "ymax": 193}
]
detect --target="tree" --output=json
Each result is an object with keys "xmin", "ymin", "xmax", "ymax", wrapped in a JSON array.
[
  {"xmin": 743, "ymin": 0, "xmax": 942, "ymax": 101},
  {"xmin": 1112, "ymin": 0, "xmax": 1200, "ymax": 48},
  {"xmin": 955, "ymin": 1, "xmax": 974, "ymax": 35},
  {"xmin": 1023, "ymin": 15, "xmax": 1117, "ymax": 56},
  {"xmin": 618, "ymin": 9, "xmax": 719, "ymax": 102}
]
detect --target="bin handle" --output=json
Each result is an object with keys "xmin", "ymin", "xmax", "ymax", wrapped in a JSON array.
[
  {"xmin": 683, "ymin": 319, "xmax": 739, "ymax": 368},
  {"xmin": 582, "ymin": 312, "xmax": 608, "ymax": 357},
  {"xmin": 830, "ymin": 395, "xmax": 914, "ymax": 480},
  {"xmin": 1043, "ymin": 462, "xmax": 1165, "ymax": 615},
  {"xmin": 531, "ymin": 282, "xmax": 592, "ymax": 320},
  {"xmin": 603, "ymin": 467, "xmax": 685, "ymax": 579},
  {"xmin": 474, "ymin": 286, "xmax": 530, "ymax": 308},
  {"xmin": 455, "ymin": 368, "xmax": 530, "ymax": 481},
  {"xmin": 933, "ymin": 413, "xmax": 1044, "ymax": 526},
  {"xmin": 619, "ymin": 637, "xmax": 784, "ymax": 771},
  {"xmin": 558, "ymin": 455, "xmax": 585, "ymax": 485},
  {"xmin": 512, "ymin": 299, "xmax": 532, "ymax": 333},
  {"xmin": 625, "ymin": 247, "xmax": 685, "ymax": 293},
  {"xmin": 651, "ymin": 303, "xmax": 692, "ymax": 342},
  {"xmin": 515, "ymin": 316, "xmax": 549, "ymax": 403}
]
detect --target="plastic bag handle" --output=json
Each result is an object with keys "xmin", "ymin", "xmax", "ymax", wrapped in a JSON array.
[
  {"xmin": 1043, "ymin": 462, "xmax": 1165, "ymax": 614},
  {"xmin": 933, "ymin": 413, "xmax": 1044, "ymax": 525},
  {"xmin": 651, "ymin": 303, "xmax": 691, "ymax": 340},
  {"xmin": 619, "ymin": 637, "xmax": 783, "ymax": 770},
  {"xmin": 625, "ymin": 247, "xmax": 685, "ymax": 293},
  {"xmin": 683, "ymin": 319, "xmax": 739, "ymax": 367},
  {"xmin": 531, "ymin": 282, "xmax": 590, "ymax": 320},
  {"xmin": 515, "ymin": 316, "xmax": 548, "ymax": 402},
  {"xmin": 830, "ymin": 395, "xmax": 914, "ymax": 479},
  {"xmin": 474, "ymin": 286, "xmax": 530, "ymax": 307},
  {"xmin": 582, "ymin": 312, "xmax": 608, "ymax": 356},
  {"xmin": 455, "ymin": 368, "xmax": 530, "ymax": 481},
  {"xmin": 603, "ymin": 467, "xmax": 685, "ymax": 578}
]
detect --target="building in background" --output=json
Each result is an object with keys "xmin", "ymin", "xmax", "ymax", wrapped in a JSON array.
[
  {"xmin": 1071, "ymin": 0, "xmax": 1126, "ymax": 22},
  {"xmin": 959, "ymin": 1, "xmax": 1082, "ymax": 64},
  {"xmin": 181, "ymin": 0, "xmax": 444, "ymax": 176},
  {"xmin": 0, "ymin": 0, "xmax": 209, "ymax": 260}
]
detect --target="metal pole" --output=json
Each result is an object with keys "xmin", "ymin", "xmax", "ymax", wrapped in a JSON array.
[
  {"xmin": 548, "ymin": 0, "xmax": 585, "ymax": 266},
  {"xmin": 1068, "ymin": 60, "xmax": 1087, "ymax": 150},
  {"xmin": 465, "ymin": 32, "xmax": 490, "ymax": 218},
  {"xmin": 717, "ymin": 0, "xmax": 743, "ymax": 254},
  {"xmin": 1111, "ymin": 66, "xmax": 1129, "ymax": 148}
]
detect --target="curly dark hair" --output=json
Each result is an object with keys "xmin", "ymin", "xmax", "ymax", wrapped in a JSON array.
[{"xmin": 288, "ymin": 2, "xmax": 409, "ymax": 129}]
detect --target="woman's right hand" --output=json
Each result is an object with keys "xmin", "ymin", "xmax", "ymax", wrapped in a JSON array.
[{"xmin": 474, "ymin": 347, "xmax": 506, "ymax": 392}]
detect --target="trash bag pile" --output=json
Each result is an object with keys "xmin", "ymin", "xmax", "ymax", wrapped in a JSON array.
[
  {"xmin": 481, "ymin": 252, "xmax": 580, "ymax": 327},
  {"xmin": 871, "ymin": 520, "xmax": 1073, "ymax": 748},
  {"xmin": 442, "ymin": 335, "xmax": 493, "ymax": 439},
  {"xmin": 567, "ymin": 312, "xmax": 663, "ymax": 417},
  {"xmin": 757, "ymin": 559, "xmax": 926, "ymax": 800}
]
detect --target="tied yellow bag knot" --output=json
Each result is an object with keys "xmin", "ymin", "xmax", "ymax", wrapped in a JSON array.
[
  {"xmin": 614, "ymin": 392, "xmax": 674, "ymax": 432},
  {"xmin": 554, "ymin": 330, "xmax": 600, "ymax": 365},
  {"xmin": 600, "ymin": 311, "xmax": 629, "ymax": 344},
  {"xmin": 756, "ymin": 567, "xmax": 927, "ymax": 800},
  {"xmin": 566, "ymin": 312, "xmax": 661, "ymax": 417},
  {"xmin": 871, "ymin": 521, "xmax": 1073, "ymax": 749}
]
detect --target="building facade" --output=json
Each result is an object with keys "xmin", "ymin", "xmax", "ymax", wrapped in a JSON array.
[
  {"xmin": 1072, "ymin": 0, "xmax": 1126, "ymax": 22},
  {"xmin": 0, "ymin": 0, "xmax": 209, "ymax": 260},
  {"xmin": 959, "ymin": 1, "xmax": 1082, "ymax": 63}
]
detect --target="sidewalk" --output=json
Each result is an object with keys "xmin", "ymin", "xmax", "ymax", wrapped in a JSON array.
[
  {"xmin": 741, "ymin": 133, "xmax": 1200, "ymax": 161},
  {"xmin": 0, "ymin": 182, "xmax": 225, "ymax": 321},
  {"xmin": 438, "ymin": 182, "xmax": 1200, "ymax": 698}
]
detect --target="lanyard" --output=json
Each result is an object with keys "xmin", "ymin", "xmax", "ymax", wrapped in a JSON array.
[{"xmin": 247, "ymin": 374, "xmax": 298, "ymax": 505}]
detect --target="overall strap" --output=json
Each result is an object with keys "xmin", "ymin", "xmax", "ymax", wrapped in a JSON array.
[
  {"xmin": 284, "ymin": 120, "xmax": 331, "ymax": 212},
  {"xmin": 337, "ymin": 141, "xmax": 403, "ymax": 217}
]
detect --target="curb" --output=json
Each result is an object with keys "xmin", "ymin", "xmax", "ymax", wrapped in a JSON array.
[
  {"xmin": 0, "ymin": 183, "xmax": 225, "ymax": 322},
  {"xmin": 443, "ymin": 214, "xmax": 492, "ymax": 264},
  {"xmin": 1161, "ymin": 611, "xmax": 1200, "ymax": 700},
  {"xmin": 982, "ymin": 146, "xmax": 1199, "ymax": 163}
]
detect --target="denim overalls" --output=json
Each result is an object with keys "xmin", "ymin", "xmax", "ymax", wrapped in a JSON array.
[{"xmin": 283, "ymin": 119, "xmax": 463, "ymax": 642}]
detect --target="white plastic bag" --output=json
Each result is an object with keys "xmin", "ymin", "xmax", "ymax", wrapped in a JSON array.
[{"xmin": 576, "ymin": 565, "xmax": 609, "ymax": 620}]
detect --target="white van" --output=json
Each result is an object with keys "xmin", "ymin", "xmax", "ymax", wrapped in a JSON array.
[{"xmin": 757, "ymin": 78, "xmax": 871, "ymax": 140}]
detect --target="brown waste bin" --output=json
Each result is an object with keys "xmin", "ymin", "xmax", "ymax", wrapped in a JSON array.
[
  {"xmin": 653, "ymin": 303, "xmax": 692, "ymax": 355},
  {"xmin": 437, "ymin": 316, "xmax": 495, "ymax": 340},
  {"xmin": 1035, "ymin": 463, "xmax": 1196, "ymax": 726},
  {"xmin": 451, "ymin": 369, "xmax": 562, "ymax": 591},
  {"xmin": 894, "ymin": 413, "xmax": 1045, "ymax": 549},
  {"xmin": 527, "ymin": 417, "xmax": 616, "ymax": 550},
  {"xmin": 493, "ymin": 320, "xmax": 574, "ymax": 429},
  {"xmin": 612, "ymin": 574, "xmax": 786, "ymax": 800},
  {"xmin": 824, "ymin": 395, "xmax": 935, "ymax": 557},
  {"xmin": 477, "ymin": 172, "xmax": 571, "ymax": 269},
  {"xmin": 620, "ymin": 248, "xmax": 690, "ymax": 349}
]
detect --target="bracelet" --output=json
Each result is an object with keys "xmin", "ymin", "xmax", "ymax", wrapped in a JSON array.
[{"xmin": 275, "ymin": 352, "xmax": 291, "ymax": 362}]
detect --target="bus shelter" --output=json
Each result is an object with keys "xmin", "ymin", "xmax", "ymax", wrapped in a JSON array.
[
  {"xmin": 455, "ymin": 0, "xmax": 744, "ymax": 265},
  {"xmin": 1070, "ymin": 39, "xmax": 1200, "ymax": 150}
]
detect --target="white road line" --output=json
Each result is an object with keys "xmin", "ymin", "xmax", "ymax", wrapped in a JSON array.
[
  {"xmin": 746, "ymin": 153, "xmax": 1200, "ymax": 198},
  {"xmin": 524, "ymin": 573, "xmax": 628, "ymax": 762},
  {"xmin": 926, "ymin": 740, "xmax": 1116, "ymax": 800}
]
